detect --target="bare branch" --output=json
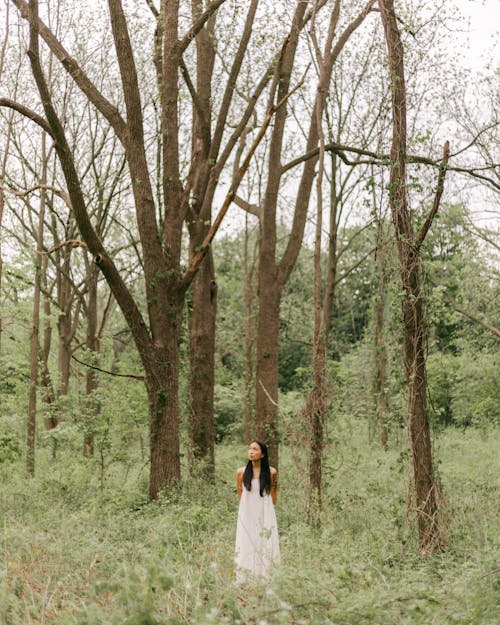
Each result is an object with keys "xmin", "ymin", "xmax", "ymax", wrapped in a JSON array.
[
  {"xmin": 281, "ymin": 141, "xmax": 500, "ymax": 191},
  {"xmin": 11, "ymin": 0, "xmax": 127, "ymax": 140},
  {"xmin": 1, "ymin": 182, "xmax": 71, "ymax": 208},
  {"xmin": 181, "ymin": 77, "xmax": 304, "ymax": 291},
  {"xmin": 443, "ymin": 290, "xmax": 500, "ymax": 339},
  {"xmin": 144, "ymin": 0, "xmax": 159, "ymax": 17},
  {"xmin": 39, "ymin": 239, "xmax": 88, "ymax": 255},
  {"xmin": 179, "ymin": 0, "xmax": 227, "ymax": 53},
  {"xmin": 72, "ymin": 354, "xmax": 145, "ymax": 380},
  {"xmin": 335, "ymin": 247, "xmax": 376, "ymax": 286},
  {"xmin": 415, "ymin": 140, "xmax": 450, "ymax": 249},
  {"xmin": 179, "ymin": 57, "xmax": 208, "ymax": 130},
  {"xmin": 449, "ymin": 120, "xmax": 500, "ymax": 159},
  {"xmin": 0, "ymin": 97, "xmax": 53, "ymax": 136},
  {"xmin": 233, "ymin": 194, "xmax": 261, "ymax": 218}
]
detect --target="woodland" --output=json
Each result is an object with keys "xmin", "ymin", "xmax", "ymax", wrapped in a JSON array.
[{"xmin": 0, "ymin": 0, "xmax": 499, "ymax": 624}]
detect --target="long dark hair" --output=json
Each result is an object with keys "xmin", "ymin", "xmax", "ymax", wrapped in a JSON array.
[{"xmin": 243, "ymin": 440, "xmax": 271, "ymax": 497}]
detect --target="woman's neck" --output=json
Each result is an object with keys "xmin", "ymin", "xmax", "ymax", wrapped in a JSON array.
[{"xmin": 252, "ymin": 460, "xmax": 261, "ymax": 477}]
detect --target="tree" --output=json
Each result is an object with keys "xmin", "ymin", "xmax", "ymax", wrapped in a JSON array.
[
  {"xmin": 379, "ymin": 0, "xmax": 449, "ymax": 552},
  {"xmin": 253, "ymin": 0, "xmax": 376, "ymax": 468},
  {"xmin": 3, "ymin": 0, "xmax": 290, "ymax": 498}
]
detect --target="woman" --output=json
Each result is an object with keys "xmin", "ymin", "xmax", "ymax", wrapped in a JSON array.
[{"xmin": 234, "ymin": 440, "xmax": 280, "ymax": 581}]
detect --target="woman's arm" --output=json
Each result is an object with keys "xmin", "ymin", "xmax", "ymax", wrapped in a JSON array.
[
  {"xmin": 236, "ymin": 468, "xmax": 243, "ymax": 501},
  {"xmin": 270, "ymin": 467, "xmax": 278, "ymax": 504}
]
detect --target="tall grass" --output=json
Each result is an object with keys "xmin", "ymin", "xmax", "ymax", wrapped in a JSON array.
[{"xmin": 1, "ymin": 422, "xmax": 498, "ymax": 624}]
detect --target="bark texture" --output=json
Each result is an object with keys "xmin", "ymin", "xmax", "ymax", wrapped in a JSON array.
[
  {"xmin": 379, "ymin": 0, "xmax": 444, "ymax": 551},
  {"xmin": 373, "ymin": 218, "xmax": 389, "ymax": 450}
]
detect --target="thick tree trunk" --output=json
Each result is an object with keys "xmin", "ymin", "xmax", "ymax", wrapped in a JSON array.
[
  {"xmin": 187, "ymin": 243, "xmax": 216, "ymax": 475},
  {"xmin": 243, "ymin": 216, "xmax": 256, "ymax": 443},
  {"xmin": 379, "ymin": 0, "xmax": 442, "ymax": 551},
  {"xmin": 403, "ymin": 256, "xmax": 440, "ymax": 548},
  {"xmin": 255, "ymin": 257, "xmax": 281, "ymax": 467},
  {"xmin": 146, "ymin": 306, "xmax": 183, "ymax": 499},
  {"xmin": 254, "ymin": 1, "xmax": 308, "ymax": 469},
  {"xmin": 254, "ymin": 1, "xmax": 374, "ymax": 471}
]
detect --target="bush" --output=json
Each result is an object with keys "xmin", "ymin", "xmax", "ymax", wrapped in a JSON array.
[{"xmin": 0, "ymin": 434, "xmax": 21, "ymax": 463}]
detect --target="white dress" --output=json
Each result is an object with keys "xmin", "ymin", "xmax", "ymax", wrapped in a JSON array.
[{"xmin": 235, "ymin": 477, "xmax": 280, "ymax": 581}]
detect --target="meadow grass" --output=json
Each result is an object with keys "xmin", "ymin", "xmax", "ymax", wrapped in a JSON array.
[{"xmin": 0, "ymin": 421, "xmax": 498, "ymax": 625}]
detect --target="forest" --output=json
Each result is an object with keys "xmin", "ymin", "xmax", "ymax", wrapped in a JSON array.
[{"xmin": 0, "ymin": 0, "xmax": 498, "ymax": 623}]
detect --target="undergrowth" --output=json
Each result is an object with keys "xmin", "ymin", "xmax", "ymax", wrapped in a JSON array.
[{"xmin": 0, "ymin": 422, "xmax": 498, "ymax": 624}]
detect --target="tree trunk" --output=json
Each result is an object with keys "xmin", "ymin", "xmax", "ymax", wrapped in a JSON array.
[
  {"xmin": 146, "ymin": 307, "xmax": 182, "ymax": 500},
  {"xmin": 254, "ymin": 0, "xmax": 308, "ymax": 468},
  {"xmin": 373, "ymin": 219, "xmax": 389, "ymax": 450},
  {"xmin": 187, "ymin": 244, "xmax": 216, "ymax": 475},
  {"xmin": 379, "ymin": 0, "xmax": 442, "ymax": 551},
  {"xmin": 40, "ymin": 259, "xmax": 57, "ymax": 431},
  {"xmin": 13, "ymin": 0, "xmax": 295, "ymax": 501},
  {"xmin": 254, "ymin": 0, "xmax": 374, "ymax": 470},
  {"xmin": 56, "ymin": 240, "xmax": 79, "ymax": 405},
  {"xmin": 403, "ymin": 255, "xmax": 440, "ymax": 549},
  {"xmin": 255, "ymin": 245, "xmax": 281, "ymax": 467},
  {"xmin": 243, "ymin": 215, "xmax": 256, "ymax": 443},
  {"xmin": 57, "ymin": 309, "xmax": 71, "ymax": 398},
  {"xmin": 0, "ymin": 7, "xmax": 12, "ymax": 353},
  {"xmin": 83, "ymin": 266, "xmax": 99, "ymax": 457},
  {"xmin": 27, "ymin": 135, "xmax": 47, "ymax": 475},
  {"xmin": 27, "ymin": 254, "xmax": 42, "ymax": 476}
]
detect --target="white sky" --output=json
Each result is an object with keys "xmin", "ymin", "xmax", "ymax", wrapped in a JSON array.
[{"xmin": 451, "ymin": 0, "xmax": 500, "ymax": 68}]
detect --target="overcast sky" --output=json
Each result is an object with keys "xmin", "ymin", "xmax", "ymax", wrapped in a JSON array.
[{"xmin": 451, "ymin": 0, "xmax": 500, "ymax": 68}]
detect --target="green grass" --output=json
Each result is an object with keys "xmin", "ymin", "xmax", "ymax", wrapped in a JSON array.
[{"xmin": 0, "ymin": 423, "xmax": 498, "ymax": 625}]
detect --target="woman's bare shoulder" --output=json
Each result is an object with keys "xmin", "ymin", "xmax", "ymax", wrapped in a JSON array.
[
  {"xmin": 236, "ymin": 466, "xmax": 245, "ymax": 475},
  {"xmin": 270, "ymin": 466, "xmax": 277, "ymax": 475}
]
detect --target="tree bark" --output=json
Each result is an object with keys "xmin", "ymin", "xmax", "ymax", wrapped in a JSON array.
[
  {"xmin": 373, "ymin": 217, "xmax": 389, "ymax": 450},
  {"xmin": 304, "ymin": 1, "xmax": 343, "ymax": 526},
  {"xmin": 185, "ymin": 0, "xmax": 217, "ymax": 474},
  {"xmin": 187, "ymin": 247, "xmax": 216, "ymax": 474},
  {"xmin": 255, "ymin": 0, "xmax": 374, "ymax": 469},
  {"xmin": 12, "ymin": 0, "xmax": 291, "ymax": 500},
  {"xmin": 379, "ymin": 0, "xmax": 442, "ymax": 552},
  {"xmin": 184, "ymin": 0, "xmax": 261, "ymax": 474},
  {"xmin": 40, "ymin": 258, "xmax": 57, "ymax": 431},
  {"xmin": 255, "ymin": 0, "xmax": 309, "ymax": 468},
  {"xmin": 27, "ymin": 133, "xmax": 47, "ymax": 475},
  {"xmin": 243, "ymin": 214, "xmax": 256, "ymax": 443},
  {"xmin": 0, "ymin": 2, "xmax": 11, "ymax": 353},
  {"xmin": 146, "ymin": 310, "xmax": 182, "ymax": 499},
  {"xmin": 83, "ymin": 265, "xmax": 99, "ymax": 457}
]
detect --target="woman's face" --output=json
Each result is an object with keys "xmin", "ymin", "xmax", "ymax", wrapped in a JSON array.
[{"xmin": 248, "ymin": 441, "xmax": 264, "ymax": 462}]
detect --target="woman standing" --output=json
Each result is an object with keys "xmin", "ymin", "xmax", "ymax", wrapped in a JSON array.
[{"xmin": 235, "ymin": 440, "xmax": 280, "ymax": 581}]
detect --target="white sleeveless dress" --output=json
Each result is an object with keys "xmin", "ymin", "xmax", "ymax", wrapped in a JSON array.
[{"xmin": 235, "ymin": 477, "xmax": 280, "ymax": 581}]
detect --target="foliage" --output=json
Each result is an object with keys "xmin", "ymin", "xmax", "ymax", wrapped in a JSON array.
[
  {"xmin": 213, "ymin": 382, "xmax": 244, "ymax": 442},
  {"xmin": 0, "ymin": 425, "xmax": 498, "ymax": 624}
]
